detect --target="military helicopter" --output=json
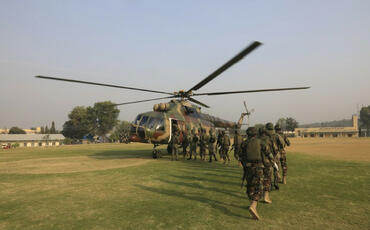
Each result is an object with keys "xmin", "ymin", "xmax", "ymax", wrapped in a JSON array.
[{"xmin": 35, "ymin": 41, "xmax": 309, "ymax": 156}]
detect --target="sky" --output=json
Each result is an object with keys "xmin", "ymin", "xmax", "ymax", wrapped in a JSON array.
[{"xmin": 1, "ymin": 0, "xmax": 370, "ymax": 129}]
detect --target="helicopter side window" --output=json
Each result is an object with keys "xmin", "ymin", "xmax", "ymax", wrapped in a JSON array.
[
  {"xmin": 139, "ymin": 116, "xmax": 149, "ymax": 126},
  {"xmin": 148, "ymin": 118, "xmax": 158, "ymax": 129},
  {"xmin": 155, "ymin": 119, "xmax": 165, "ymax": 131}
]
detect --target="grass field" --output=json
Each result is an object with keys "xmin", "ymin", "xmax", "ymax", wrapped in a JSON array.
[{"xmin": 0, "ymin": 139, "xmax": 369, "ymax": 230}]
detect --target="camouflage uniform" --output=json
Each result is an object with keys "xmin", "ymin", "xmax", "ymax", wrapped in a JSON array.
[
  {"xmin": 220, "ymin": 131, "xmax": 231, "ymax": 163},
  {"xmin": 240, "ymin": 127, "xmax": 272, "ymax": 220},
  {"xmin": 188, "ymin": 129, "xmax": 199, "ymax": 160},
  {"xmin": 266, "ymin": 123, "xmax": 284, "ymax": 188},
  {"xmin": 170, "ymin": 130, "xmax": 180, "ymax": 161},
  {"xmin": 275, "ymin": 124, "xmax": 290, "ymax": 181},
  {"xmin": 208, "ymin": 129, "xmax": 217, "ymax": 162},
  {"xmin": 199, "ymin": 129, "xmax": 207, "ymax": 161},
  {"xmin": 233, "ymin": 129, "xmax": 243, "ymax": 160},
  {"xmin": 217, "ymin": 131, "xmax": 223, "ymax": 159},
  {"xmin": 182, "ymin": 130, "xmax": 190, "ymax": 159}
]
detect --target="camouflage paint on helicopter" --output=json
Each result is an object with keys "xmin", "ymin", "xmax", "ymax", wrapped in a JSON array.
[{"xmin": 130, "ymin": 99, "xmax": 235, "ymax": 144}]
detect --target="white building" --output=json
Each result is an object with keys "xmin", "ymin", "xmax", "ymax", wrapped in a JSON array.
[{"xmin": 0, "ymin": 134, "xmax": 65, "ymax": 147}]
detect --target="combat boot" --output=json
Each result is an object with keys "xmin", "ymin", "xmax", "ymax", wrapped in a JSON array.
[
  {"xmin": 283, "ymin": 176, "xmax": 287, "ymax": 184},
  {"xmin": 248, "ymin": 201, "xmax": 260, "ymax": 220},
  {"xmin": 263, "ymin": 192, "xmax": 272, "ymax": 204}
]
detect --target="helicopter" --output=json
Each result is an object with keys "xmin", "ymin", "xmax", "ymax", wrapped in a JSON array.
[{"xmin": 35, "ymin": 41, "xmax": 309, "ymax": 156}]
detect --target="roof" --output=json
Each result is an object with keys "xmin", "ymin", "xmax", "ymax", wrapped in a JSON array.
[
  {"xmin": 0, "ymin": 134, "xmax": 65, "ymax": 141},
  {"xmin": 295, "ymin": 127, "xmax": 358, "ymax": 133}
]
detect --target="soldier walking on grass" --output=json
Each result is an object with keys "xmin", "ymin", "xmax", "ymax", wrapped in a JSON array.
[
  {"xmin": 208, "ymin": 129, "xmax": 218, "ymax": 162},
  {"xmin": 275, "ymin": 124, "xmax": 290, "ymax": 184},
  {"xmin": 182, "ymin": 128, "xmax": 190, "ymax": 159},
  {"xmin": 170, "ymin": 129, "xmax": 180, "ymax": 161},
  {"xmin": 220, "ymin": 130, "xmax": 231, "ymax": 164},
  {"xmin": 233, "ymin": 128, "xmax": 243, "ymax": 161},
  {"xmin": 258, "ymin": 127, "xmax": 279, "ymax": 203},
  {"xmin": 240, "ymin": 127, "xmax": 277, "ymax": 220},
  {"xmin": 265, "ymin": 122, "xmax": 285, "ymax": 189},
  {"xmin": 187, "ymin": 128, "xmax": 199, "ymax": 160},
  {"xmin": 199, "ymin": 128, "xmax": 207, "ymax": 161}
]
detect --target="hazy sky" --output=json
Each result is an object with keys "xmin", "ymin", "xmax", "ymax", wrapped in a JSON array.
[{"xmin": 1, "ymin": 0, "xmax": 370, "ymax": 129}]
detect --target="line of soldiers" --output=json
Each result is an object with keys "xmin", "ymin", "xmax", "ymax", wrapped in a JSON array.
[
  {"xmin": 238, "ymin": 123, "xmax": 290, "ymax": 220},
  {"xmin": 169, "ymin": 127, "xmax": 232, "ymax": 163}
]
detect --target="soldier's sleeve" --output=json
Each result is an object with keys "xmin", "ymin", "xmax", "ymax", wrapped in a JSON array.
[
  {"xmin": 261, "ymin": 142, "xmax": 274, "ymax": 162},
  {"xmin": 284, "ymin": 135, "xmax": 291, "ymax": 146}
]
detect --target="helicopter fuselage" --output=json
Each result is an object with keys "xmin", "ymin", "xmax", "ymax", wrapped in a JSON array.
[{"xmin": 129, "ymin": 100, "xmax": 236, "ymax": 144}]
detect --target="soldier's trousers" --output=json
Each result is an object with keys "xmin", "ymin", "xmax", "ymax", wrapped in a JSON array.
[
  {"xmin": 171, "ymin": 146, "xmax": 178, "ymax": 160},
  {"xmin": 208, "ymin": 151, "xmax": 217, "ymax": 162},
  {"xmin": 280, "ymin": 150, "xmax": 288, "ymax": 176},
  {"xmin": 182, "ymin": 144, "xmax": 188, "ymax": 158},
  {"xmin": 188, "ymin": 145, "xmax": 197, "ymax": 159},
  {"xmin": 246, "ymin": 164, "xmax": 264, "ymax": 201},
  {"xmin": 199, "ymin": 146, "xmax": 206, "ymax": 160},
  {"xmin": 263, "ymin": 165, "xmax": 273, "ymax": 192},
  {"xmin": 222, "ymin": 147, "xmax": 230, "ymax": 162}
]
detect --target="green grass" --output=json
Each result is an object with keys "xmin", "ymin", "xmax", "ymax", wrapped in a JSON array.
[{"xmin": 0, "ymin": 144, "xmax": 369, "ymax": 230}]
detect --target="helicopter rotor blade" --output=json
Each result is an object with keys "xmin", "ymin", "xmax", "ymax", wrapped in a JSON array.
[
  {"xmin": 187, "ymin": 97, "xmax": 210, "ymax": 108},
  {"xmin": 187, "ymin": 41, "xmax": 262, "ymax": 93},
  {"xmin": 113, "ymin": 96, "xmax": 176, "ymax": 106},
  {"xmin": 243, "ymin": 101, "xmax": 248, "ymax": 112},
  {"xmin": 192, "ymin": 86, "xmax": 310, "ymax": 96},
  {"xmin": 35, "ymin": 75, "xmax": 174, "ymax": 95}
]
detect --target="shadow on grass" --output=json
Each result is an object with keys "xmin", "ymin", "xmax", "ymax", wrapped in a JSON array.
[
  {"xmin": 88, "ymin": 149, "xmax": 153, "ymax": 160},
  {"xmin": 135, "ymin": 184, "xmax": 249, "ymax": 219},
  {"xmin": 158, "ymin": 178, "xmax": 245, "ymax": 199}
]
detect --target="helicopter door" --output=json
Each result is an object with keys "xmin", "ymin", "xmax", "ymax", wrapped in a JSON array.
[{"xmin": 169, "ymin": 119, "xmax": 185, "ymax": 143}]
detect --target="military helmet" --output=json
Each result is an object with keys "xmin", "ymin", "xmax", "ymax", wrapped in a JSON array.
[
  {"xmin": 258, "ymin": 127, "xmax": 266, "ymax": 136},
  {"xmin": 274, "ymin": 124, "xmax": 281, "ymax": 131},
  {"xmin": 247, "ymin": 127, "xmax": 257, "ymax": 136},
  {"xmin": 265, "ymin": 122, "xmax": 274, "ymax": 130}
]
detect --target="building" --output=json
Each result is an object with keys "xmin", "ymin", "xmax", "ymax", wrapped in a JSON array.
[
  {"xmin": 0, "ymin": 127, "xmax": 42, "ymax": 134},
  {"xmin": 0, "ymin": 134, "xmax": 65, "ymax": 147},
  {"xmin": 295, "ymin": 115, "xmax": 359, "ymax": 138}
]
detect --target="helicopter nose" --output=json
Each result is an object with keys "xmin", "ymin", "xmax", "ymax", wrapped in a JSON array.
[{"xmin": 129, "ymin": 124, "xmax": 146, "ymax": 142}]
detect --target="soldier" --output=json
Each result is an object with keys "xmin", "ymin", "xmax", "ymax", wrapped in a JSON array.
[
  {"xmin": 258, "ymin": 127, "xmax": 278, "ymax": 203},
  {"xmin": 265, "ymin": 122, "xmax": 284, "ymax": 189},
  {"xmin": 199, "ymin": 128, "xmax": 207, "ymax": 161},
  {"xmin": 233, "ymin": 128, "xmax": 243, "ymax": 161},
  {"xmin": 187, "ymin": 128, "xmax": 199, "ymax": 160},
  {"xmin": 208, "ymin": 129, "xmax": 218, "ymax": 162},
  {"xmin": 170, "ymin": 129, "xmax": 180, "ymax": 161},
  {"xmin": 275, "ymin": 124, "xmax": 290, "ymax": 184},
  {"xmin": 217, "ymin": 130, "xmax": 223, "ymax": 159},
  {"xmin": 220, "ymin": 130, "xmax": 231, "ymax": 164},
  {"xmin": 182, "ymin": 128, "xmax": 190, "ymax": 159},
  {"xmin": 240, "ymin": 127, "xmax": 277, "ymax": 220}
]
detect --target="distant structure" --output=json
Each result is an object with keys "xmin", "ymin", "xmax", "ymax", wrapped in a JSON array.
[
  {"xmin": 295, "ymin": 115, "xmax": 359, "ymax": 138},
  {"xmin": 0, "ymin": 127, "xmax": 41, "ymax": 134},
  {"xmin": 0, "ymin": 134, "xmax": 65, "ymax": 147}
]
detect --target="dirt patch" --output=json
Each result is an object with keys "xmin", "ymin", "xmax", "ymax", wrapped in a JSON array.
[
  {"xmin": 287, "ymin": 138, "xmax": 370, "ymax": 162},
  {"xmin": 0, "ymin": 156, "xmax": 152, "ymax": 174}
]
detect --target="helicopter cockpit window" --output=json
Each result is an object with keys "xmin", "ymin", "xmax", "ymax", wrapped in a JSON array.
[
  {"xmin": 139, "ymin": 116, "xmax": 149, "ymax": 126},
  {"xmin": 133, "ymin": 115, "xmax": 142, "ymax": 125},
  {"xmin": 147, "ymin": 118, "xmax": 158, "ymax": 129},
  {"xmin": 155, "ymin": 119, "xmax": 165, "ymax": 131}
]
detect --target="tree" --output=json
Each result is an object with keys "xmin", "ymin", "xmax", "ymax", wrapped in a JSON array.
[
  {"xmin": 254, "ymin": 123, "xmax": 265, "ymax": 130},
  {"xmin": 285, "ymin": 117, "xmax": 299, "ymax": 131},
  {"xmin": 276, "ymin": 118, "xmax": 287, "ymax": 131},
  {"xmin": 110, "ymin": 120, "xmax": 131, "ymax": 142},
  {"xmin": 92, "ymin": 101, "xmax": 120, "ymax": 141},
  {"xmin": 360, "ymin": 105, "xmax": 370, "ymax": 136},
  {"xmin": 8, "ymin": 127, "xmax": 26, "ymax": 134},
  {"xmin": 50, "ymin": 121, "xmax": 56, "ymax": 134},
  {"xmin": 41, "ymin": 126, "xmax": 45, "ymax": 134},
  {"xmin": 62, "ymin": 106, "xmax": 94, "ymax": 139},
  {"xmin": 45, "ymin": 125, "xmax": 49, "ymax": 134}
]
